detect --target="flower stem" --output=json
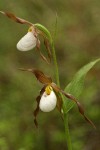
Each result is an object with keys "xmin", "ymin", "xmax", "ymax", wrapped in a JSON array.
[
  {"xmin": 51, "ymin": 40, "xmax": 72, "ymax": 150},
  {"xmin": 51, "ymin": 41, "xmax": 60, "ymax": 86},
  {"xmin": 64, "ymin": 113, "xmax": 72, "ymax": 150}
]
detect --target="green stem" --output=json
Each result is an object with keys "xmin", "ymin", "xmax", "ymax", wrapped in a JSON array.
[
  {"xmin": 51, "ymin": 40, "xmax": 72, "ymax": 150},
  {"xmin": 64, "ymin": 113, "xmax": 72, "ymax": 150},
  {"xmin": 51, "ymin": 41, "xmax": 60, "ymax": 86}
]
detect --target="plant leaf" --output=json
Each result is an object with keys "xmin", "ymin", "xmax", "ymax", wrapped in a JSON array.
[{"xmin": 64, "ymin": 58, "xmax": 100, "ymax": 113}]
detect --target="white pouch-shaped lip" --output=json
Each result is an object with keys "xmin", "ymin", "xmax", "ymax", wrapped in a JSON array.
[
  {"xmin": 39, "ymin": 91, "xmax": 57, "ymax": 112},
  {"xmin": 17, "ymin": 32, "xmax": 37, "ymax": 51}
]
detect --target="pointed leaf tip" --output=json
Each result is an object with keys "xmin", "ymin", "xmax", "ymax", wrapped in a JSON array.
[{"xmin": 64, "ymin": 58, "xmax": 100, "ymax": 113}]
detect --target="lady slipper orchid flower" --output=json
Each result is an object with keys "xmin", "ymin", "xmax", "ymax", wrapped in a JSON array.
[
  {"xmin": 39, "ymin": 86, "xmax": 57, "ymax": 112},
  {"xmin": 17, "ymin": 26, "xmax": 37, "ymax": 51},
  {"xmin": 19, "ymin": 68, "xmax": 96, "ymax": 129},
  {"xmin": 0, "ymin": 11, "xmax": 51, "ymax": 64}
]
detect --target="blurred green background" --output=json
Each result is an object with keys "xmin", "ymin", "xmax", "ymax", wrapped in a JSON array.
[{"xmin": 0, "ymin": 0, "xmax": 100, "ymax": 150}]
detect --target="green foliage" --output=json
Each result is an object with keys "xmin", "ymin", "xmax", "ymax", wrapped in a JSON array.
[
  {"xmin": 0, "ymin": 0, "xmax": 100, "ymax": 150},
  {"xmin": 64, "ymin": 58, "xmax": 100, "ymax": 113}
]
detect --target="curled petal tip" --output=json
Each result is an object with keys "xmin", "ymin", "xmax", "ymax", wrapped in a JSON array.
[
  {"xmin": 0, "ymin": 11, "xmax": 5, "ymax": 14},
  {"xmin": 18, "ymin": 68, "xmax": 33, "ymax": 72},
  {"xmin": 18, "ymin": 68, "xmax": 27, "ymax": 71}
]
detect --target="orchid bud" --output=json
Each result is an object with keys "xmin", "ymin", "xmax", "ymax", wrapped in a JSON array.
[
  {"xmin": 39, "ymin": 86, "xmax": 57, "ymax": 112},
  {"xmin": 17, "ymin": 27, "xmax": 37, "ymax": 51}
]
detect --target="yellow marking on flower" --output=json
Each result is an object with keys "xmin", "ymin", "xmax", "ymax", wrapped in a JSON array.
[
  {"xmin": 28, "ymin": 27, "xmax": 32, "ymax": 32},
  {"xmin": 45, "ymin": 86, "xmax": 53, "ymax": 95}
]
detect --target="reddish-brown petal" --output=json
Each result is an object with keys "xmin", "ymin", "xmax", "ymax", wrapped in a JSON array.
[
  {"xmin": 55, "ymin": 92, "xmax": 63, "ymax": 113},
  {"xmin": 36, "ymin": 38, "xmax": 41, "ymax": 50},
  {"xmin": 34, "ymin": 95, "xmax": 41, "ymax": 128},
  {"xmin": 51, "ymin": 82, "xmax": 96, "ymax": 129},
  {"xmin": 18, "ymin": 68, "xmax": 52, "ymax": 84},
  {"xmin": 34, "ymin": 86, "xmax": 46, "ymax": 127},
  {"xmin": 51, "ymin": 82, "xmax": 61, "ymax": 92},
  {"xmin": 36, "ymin": 40, "xmax": 50, "ymax": 64},
  {"xmin": 44, "ymin": 38, "xmax": 52, "ymax": 62},
  {"xmin": 60, "ymin": 90, "xmax": 96, "ymax": 129},
  {"xmin": 0, "ymin": 11, "xmax": 33, "ymax": 26},
  {"xmin": 37, "ymin": 47, "xmax": 50, "ymax": 64}
]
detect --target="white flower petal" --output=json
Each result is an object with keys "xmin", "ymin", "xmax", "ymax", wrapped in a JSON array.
[
  {"xmin": 17, "ymin": 32, "xmax": 37, "ymax": 51},
  {"xmin": 39, "ymin": 91, "xmax": 57, "ymax": 112}
]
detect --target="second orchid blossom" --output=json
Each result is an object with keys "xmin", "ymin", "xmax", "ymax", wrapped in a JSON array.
[
  {"xmin": 0, "ymin": 11, "xmax": 52, "ymax": 64},
  {"xmin": 19, "ymin": 68, "xmax": 96, "ymax": 129},
  {"xmin": 17, "ymin": 26, "xmax": 38, "ymax": 51}
]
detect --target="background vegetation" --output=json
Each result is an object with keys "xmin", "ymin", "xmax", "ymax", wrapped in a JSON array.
[{"xmin": 0, "ymin": 0, "xmax": 100, "ymax": 150}]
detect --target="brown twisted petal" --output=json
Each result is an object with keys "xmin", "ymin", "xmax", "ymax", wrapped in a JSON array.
[
  {"xmin": 60, "ymin": 91, "xmax": 96, "ymax": 129},
  {"xmin": 33, "ymin": 32, "xmax": 49, "ymax": 64},
  {"xmin": 44, "ymin": 38, "xmax": 51, "ymax": 63},
  {"xmin": 36, "ymin": 43, "xmax": 50, "ymax": 64},
  {"xmin": 51, "ymin": 82, "xmax": 61, "ymax": 92},
  {"xmin": 0, "ymin": 11, "xmax": 33, "ymax": 26},
  {"xmin": 51, "ymin": 83, "xmax": 96, "ymax": 129},
  {"xmin": 35, "ymin": 30, "xmax": 52, "ymax": 64},
  {"xmin": 18, "ymin": 68, "xmax": 52, "ymax": 84},
  {"xmin": 34, "ymin": 95, "xmax": 41, "ymax": 128},
  {"xmin": 55, "ymin": 92, "xmax": 63, "ymax": 113},
  {"xmin": 36, "ymin": 37, "xmax": 51, "ymax": 64},
  {"xmin": 34, "ymin": 86, "xmax": 46, "ymax": 127}
]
